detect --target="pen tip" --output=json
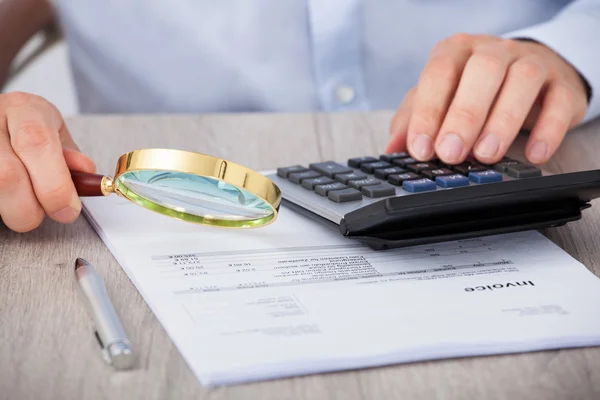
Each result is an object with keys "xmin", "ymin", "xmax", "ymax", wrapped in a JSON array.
[{"xmin": 75, "ymin": 258, "xmax": 89, "ymax": 270}]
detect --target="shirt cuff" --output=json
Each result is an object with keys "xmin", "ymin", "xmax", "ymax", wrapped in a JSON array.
[{"xmin": 502, "ymin": 12, "xmax": 600, "ymax": 124}]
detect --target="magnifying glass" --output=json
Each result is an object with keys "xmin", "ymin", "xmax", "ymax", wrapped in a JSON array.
[{"xmin": 70, "ymin": 148, "xmax": 281, "ymax": 228}]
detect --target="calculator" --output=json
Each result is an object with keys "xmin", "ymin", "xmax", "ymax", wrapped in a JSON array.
[{"xmin": 265, "ymin": 153, "xmax": 600, "ymax": 250}]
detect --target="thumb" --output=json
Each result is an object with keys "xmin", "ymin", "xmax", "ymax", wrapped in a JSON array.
[{"xmin": 63, "ymin": 147, "xmax": 97, "ymax": 174}]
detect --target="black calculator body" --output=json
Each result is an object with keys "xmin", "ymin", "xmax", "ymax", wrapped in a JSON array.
[{"xmin": 266, "ymin": 153, "xmax": 600, "ymax": 250}]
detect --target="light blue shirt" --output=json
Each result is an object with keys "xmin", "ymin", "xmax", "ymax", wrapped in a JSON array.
[{"xmin": 53, "ymin": 0, "xmax": 600, "ymax": 123}]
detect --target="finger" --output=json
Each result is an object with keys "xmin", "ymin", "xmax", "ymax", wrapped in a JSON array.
[
  {"xmin": 0, "ymin": 116, "xmax": 45, "ymax": 232},
  {"xmin": 6, "ymin": 102, "xmax": 82, "ymax": 223},
  {"xmin": 386, "ymin": 88, "xmax": 415, "ymax": 153},
  {"xmin": 525, "ymin": 83, "xmax": 576, "ymax": 165},
  {"xmin": 63, "ymin": 147, "xmax": 97, "ymax": 173},
  {"xmin": 474, "ymin": 54, "xmax": 547, "ymax": 164},
  {"xmin": 59, "ymin": 124, "xmax": 96, "ymax": 173},
  {"xmin": 407, "ymin": 37, "xmax": 472, "ymax": 160},
  {"xmin": 435, "ymin": 45, "xmax": 516, "ymax": 164},
  {"xmin": 522, "ymin": 93, "xmax": 544, "ymax": 132}
]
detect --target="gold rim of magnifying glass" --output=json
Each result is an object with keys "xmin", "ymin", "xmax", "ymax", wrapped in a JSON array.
[{"xmin": 101, "ymin": 148, "xmax": 281, "ymax": 228}]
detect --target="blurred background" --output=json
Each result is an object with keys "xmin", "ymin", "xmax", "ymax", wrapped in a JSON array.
[{"xmin": 4, "ymin": 32, "xmax": 78, "ymax": 116}]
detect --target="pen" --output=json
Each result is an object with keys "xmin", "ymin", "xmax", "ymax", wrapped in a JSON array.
[{"xmin": 75, "ymin": 258, "xmax": 134, "ymax": 370}]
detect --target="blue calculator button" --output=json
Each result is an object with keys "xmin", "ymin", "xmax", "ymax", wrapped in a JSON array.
[
  {"xmin": 436, "ymin": 174, "xmax": 470, "ymax": 188},
  {"xmin": 468, "ymin": 170, "xmax": 503, "ymax": 183},
  {"xmin": 402, "ymin": 178, "xmax": 436, "ymax": 192}
]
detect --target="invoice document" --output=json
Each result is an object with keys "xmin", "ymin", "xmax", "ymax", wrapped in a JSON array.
[{"xmin": 82, "ymin": 194, "xmax": 600, "ymax": 386}]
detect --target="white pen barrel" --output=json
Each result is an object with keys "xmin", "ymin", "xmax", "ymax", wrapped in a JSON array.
[{"xmin": 75, "ymin": 260, "xmax": 134, "ymax": 369}]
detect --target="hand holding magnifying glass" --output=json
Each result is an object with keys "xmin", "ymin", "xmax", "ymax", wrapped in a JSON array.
[{"xmin": 71, "ymin": 148, "xmax": 281, "ymax": 228}]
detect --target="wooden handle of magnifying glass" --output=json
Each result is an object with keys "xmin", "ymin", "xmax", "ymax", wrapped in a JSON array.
[{"xmin": 71, "ymin": 172, "xmax": 105, "ymax": 196}]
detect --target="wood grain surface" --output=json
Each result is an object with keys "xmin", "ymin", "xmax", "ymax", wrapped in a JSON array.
[{"xmin": 2, "ymin": 111, "xmax": 600, "ymax": 400}]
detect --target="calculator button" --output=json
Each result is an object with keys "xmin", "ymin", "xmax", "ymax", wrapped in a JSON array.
[
  {"xmin": 402, "ymin": 178, "xmax": 437, "ymax": 193},
  {"xmin": 360, "ymin": 161, "xmax": 392, "ymax": 173},
  {"xmin": 277, "ymin": 165, "xmax": 307, "ymax": 178},
  {"xmin": 453, "ymin": 162, "xmax": 487, "ymax": 175},
  {"xmin": 492, "ymin": 159, "xmax": 520, "ymax": 172},
  {"xmin": 335, "ymin": 172, "xmax": 368, "ymax": 184},
  {"xmin": 436, "ymin": 174, "xmax": 470, "ymax": 188},
  {"xmin": 379, "ymin": 152, "xmax": 409, "ymax": 162},
  {"xmin": 348, "ymin": 156, "xmax": 378, "ymax": 168},
  {"xmin": 374, "ymin": 167, "xmax": 407, "ymax": 179},
  {"xmin": 408, "ymin": 162, "xmax": 437, "ymax": 173},
  {"xmin": 362, "ymin": 183, "xmax": 396, "ymax": 198},
  {"xmin": 301, "ymin": 176, "xmax": 334, "ymax": 190},
  {"xmin": 309, "ymin": 161, "xmax": 353, "ymax": 178},
  {"xmin": 328, "ymin": 188, "xmax": 363, "ymax": 202},
  {"xmin": 348, "ymin": 178, "xmax": 382, "ymax": 189},
  {"xmin": 506, "ymin": 164, "xmax": 542, "ymax": 178},
  {"xmin": 392, "ymin": 157, "xmax": 418, "ymax": 167},
  {"xmin": 468, "ymin": 170, "xmax": 503, "ymax": 183},
  {"xmin": 387, "ymin": 172, "xmax": 421, "ymax": 186},
  {"xmin": 422, "ymin": 168, "xmax": 454, "ymax": 179},
  {"xmin": 288, "ymin": 170, "xmax": 321, "ymax": 184},
  {"xmin": 314, "ymin": 182, "xmax": 348, "ymax": 196}
]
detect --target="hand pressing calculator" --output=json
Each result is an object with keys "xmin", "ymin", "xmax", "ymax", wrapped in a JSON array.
[{"xmin": 266, "ymin": 153, "xmax": 600, "ymax": 249}]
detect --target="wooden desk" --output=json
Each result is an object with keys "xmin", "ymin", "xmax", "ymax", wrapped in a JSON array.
[{"xmin": 2, "ymin": 111, "xmax": 600, "ymax": 400}]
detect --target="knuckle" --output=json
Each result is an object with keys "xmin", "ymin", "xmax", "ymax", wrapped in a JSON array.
[
  {"xmin": 38, "ymin": 183, "xmax": 75, "ymax": 214},
  {"xmin": 3, "ymin": 91, "xmax": 34, "ymax": 105},
  {"xmin": 493, "ymin": 109, "xmax": 524, "ymax": 130},
  {"xmin": 427, "ymin": 54, "xmax": 460, "ymax": 80},
  {"xmin": 511, "ymin": 57, "xmax": 546, "ymax": 80},
  {"xmin": 471, "ymin": 52, "xmax": 506, "ymax": 75},
  {"xmin": 411, "ymin": 105, "xmax": 444, "ymax": 129},
  {"xmin": 0, "ymin": 160, "xmax": 25, "ymax": 194},
  {"xmin": 434, "ymin": 33, "xmax": 471, "ymax": 53},
  {"xmin": 447, "ymin": 33, "xmax": 472, "ymax": 47},
  {"xmin": 552, "ymin": 84, "xmax": 575, "ymax": 105},
  {"xmin": 451, "ymin": 106, "xmax": 481, "ymax": 126},
  {"xmin": 498, "ymin": 38, "xmax": 520, "ymax": 54},
  {"xmin": 2, "ymin": 91, "xmax": 45, "ymax": 108},
  {"xmin": 2, "ymin": 92, "xmax": 60, "ymax": 121},
  {"xmin": 12, "ymin": 122, "xmax": 53, "ymax": 151}
]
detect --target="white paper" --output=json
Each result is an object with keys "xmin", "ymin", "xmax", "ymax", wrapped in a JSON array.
[{"xmin": 82, "ymin": 193, "xmax": 600, "ymax": 386}]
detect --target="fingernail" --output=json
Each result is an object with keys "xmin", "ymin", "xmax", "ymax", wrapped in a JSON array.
[
  {"xmin": 528, "ymin": 140, "xmax": 547, "ymax": 163},
  {"xmin": 50, "ymin": 206, "xmax": 79, "ymax": 223},
  {"xmin": 412, "ymin": 134, "xmax": 433, "ymax": 159},
  {"xmin": 438, "ymin": 133, "xmax": 464, "ymax": 163},
  {"xmin": 63, "ymin": 143, "xmax": 78, "ymax": 150},
  {"xmin": 475, "ymin": 134, "xmax": 500, "ymax": 158}
]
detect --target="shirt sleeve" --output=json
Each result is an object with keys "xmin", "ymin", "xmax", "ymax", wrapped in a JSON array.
[{"xmin": 501, "ymin": 0, "xmax": 600, "ymax": 124}]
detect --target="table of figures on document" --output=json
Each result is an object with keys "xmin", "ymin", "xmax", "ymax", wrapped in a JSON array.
[{"xmin": 152, "ymin": 237, "xmax": 516, "ymax": 296}]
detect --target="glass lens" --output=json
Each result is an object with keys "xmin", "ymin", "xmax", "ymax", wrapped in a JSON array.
[{"xmin": 115, "ymin": 170, "xmax": 274, "ymax": 224}]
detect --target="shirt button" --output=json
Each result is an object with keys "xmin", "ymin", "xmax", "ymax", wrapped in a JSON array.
[{"xmin": 335, "ymin": 85, "xmax": 356, "ymax": 104}]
